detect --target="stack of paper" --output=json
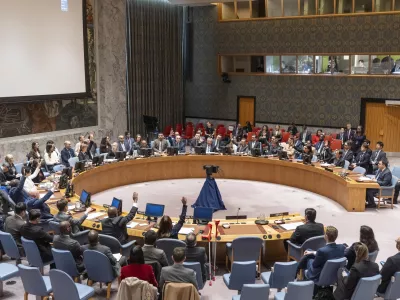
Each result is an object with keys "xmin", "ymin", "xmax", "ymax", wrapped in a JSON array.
[
  {"xmin": 280, "ymin": 222, "xmax": 304, "ymax": 231},
  {"xmin": 87, "ymin": 212, "xmax": 106, "ymax": 220},
  {"xmin": 359, "ymin": 176, "xmax": 373, "ymax": 181},
  {"xmin": 127, "ymin": 222, "xmax": 139, "ymax": 228},
  {"xmin": 178, "ymin": 227, "xmax": 195, "ymax": 235}
]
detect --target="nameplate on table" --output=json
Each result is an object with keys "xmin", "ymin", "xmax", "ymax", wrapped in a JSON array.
[
  {"xmin": 280, "ymin": 222, "xmax": 303, "ymax": 231},
  {"xmin": 270, "ymin": 212, "xmax": 289, "ymax": 217}
]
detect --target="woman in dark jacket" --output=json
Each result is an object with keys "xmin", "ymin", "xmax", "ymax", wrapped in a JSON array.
[
  {"xmin": 100, "ymin": 136, "xmax": 112, "ymax": 154},
  {"xmin": 352, "ymin": 126, "xmax": 366, "ymax": 153},
  {"xmin": 156, "ymin": 197, "xmax": 187, "ymax": 240}
]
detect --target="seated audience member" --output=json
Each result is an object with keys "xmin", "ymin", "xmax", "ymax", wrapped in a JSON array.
[
  {"xmin": 74, "ymin": 135, "xmax": 85, "ymax": 156},
  {"xmin": 318, "ymin": 140, "xmax": 334, "ymax": 163},
  {"xmin": 167, "ymin": 129, "xmax": 176, "ymax": 146},
  {"xmin": 334, "ymin": 243, "xmax": 379, "ymax": 300},
  {"xmin": 100, "ymin": 136, "xmax": 112, "ymax": 154},
  {"xmin": 306, "ymin": 140, "xmax": 316, "ymax": 155},
  {"xmin": 343, "ymin": 141, "xmax": 354, "ymax": 163},
  {"xmin": 205, "ymin": 121, "xmax": 215, "ymax": 139},
  {"xmin": 131, "ymin": 134, "xmax": 142, "ymax": 152},
  {"xmin": 173, "ymin": 135, "xmax": 186, "ymax": 153},
  {"xmin": 4, "ymin": 202, "xmax": 27, "ymax": 256},
  {"xmin": 365, "ymin": 159, "xmax": 392, "ymax": 208},
  {"xmin": 46, "ymin": 140, "xmax": 61, "ymax": 158},
  {"xmin": 248, "ymin": 134, "xmax": 261, "ymax": 153},
  {"xmin": 287, "ymin": 208, "xmax": 324, "ymax": 250},
  {"xmin": 61, "ymin": 141, "xmax": 76, "ymax": 167},
  {"xmin": 139, "ymin": 140, "xmax": 151, "ymax": 156},
  {"xmin": 298, "ymin": 226, "xmax": 345, "ymax": 282},
  {"xmin": 82, "ymin": 230, "xmax": 121, "ymax": 277},
  {"xmin": 337, "ymin": 127, "xmax": 345, "ymax": 144},
  {"xmin": 101, "ymin": 192, "xmax": 138, "ymax": 244},
  {"xmin": 363, "ymin": 139, "xmax": 372, "ymax": 156},
  {"xmin": 345, "ymin": 225, "xmax": 379, "ymax": 269},
  {"xmin": 21, "ymin": 166, "xmax": 40, "ymax": 197},
  {"xmin": 315, "ymin": 134, "xmax": 325, "ymax": 155},
  {"xmin": 312, "ymin": 130, "xmax": 323, "ymax": 145},
  {"xmin": 233, "ymin": 123, "xmax": 243, "ymax": 140},
  {"xmin": 350, "ymin": 144, "xmax": 370, "ymax": 171},
  {"xmin": 123, "ymin": 132, "xmax": 134, "ymax": 153},
  {"xmin": 302, "ymin": 145, "xmax": 313, "ymax": 165},
  {"xmin": 273, "ymin": 125, "xmax": 282, "ymax": 141},
  {"xmin": 287, "ymin": 122, "xmax": 298, "ymax": 136},
  {"xmin": 78, "ymin": 142, "xmax": 90, "ymax": 161},
  {"xmin": 282, "ymin": 137, "xmax": 295, "ymax": 158},
  {"xmin": 258, "ymin": 125, "xmax": 270, "ymax": 141},
  {"xmin": 86, "ymin": 132, "xmax": 97, "ymax": 158},
  {"xmin": 185, "ymin": 233, "xmax": 207, "ymax": 284},
  {"xmin": 54, "ymin": 198, "xmax": 91, "ymax": 233},
  {"xmin": 370, "ymin": 141, "xmax": 386, "ymax": 174},
  {"xmin": 159, "ymin": 247, "xmax": 199, "ymax": 291},
  {"xmin": 258, "ymin": 130, "xmax": 269, "ymax": 146},
  {"xmin": 265, "ymin": 136, "xmax": 281, "ymax": 156},
  {"xmin": 20, "ymin": 209, "xmax": 55, "ymax": 267},
  {"xmin": 142, "ymin": 230, "xmax": 168, "ymax": 267},
  {"xmin": 28, "ymin": 159, "xmax": 46, "ymax": 184},
  {"xmin": 53, "ymin": 221, "xmax": 85, "ymax": 273},
  {"xmin": 153, "ymin": 133, "xmax": 168, "ymax": 155},
  {"xmin": 118, "ymin": 135, "xmax": 127, "ymax": 152},
  {"xmin": 156, "ymin": 197, "xmax": 187, "ymax": 240},
  {"xmin": 244, "ymin": 121, "xmax": 252, "ymax": 134},
  {"xmin": 377, "ymin": 237, "xmax": 400, "ymax": 294},
  {"xmin": 293, "ymin": 135, "xmax": 303, "ymax": 155},
  {"xmin": 300, "ymin": 125, "xmax": 312, "ymax": 144},
  {"xmin": 236, "ymin": 138, "xmax": 248, "ymax": 154},
  {"xmin": 28, "ymin": 142, "xmax": 42, "ymax": 160},
  {"xmin": 190, "ymin": 133, "xmax": 204, "ymax": 149},
  {"xmin": 120, "ymin": 246, "xmax": 158, "ymax": 287},
  {"xmin": 212, "ymin": 134, "xmax": 223, "ymax": 152},
  {"xmin": 4, "ymin": 155, "xmax": 17, "ymax": 180},
  {"xmin": 107, "ymin": 142, "xmax": 118, "ymax": 158},
  {"xmin": 0, "ymin": 163, "xmax": 9, "ymax": 185},
  {"xmin": 44, "ymin": 144, "xmax": 60, "ymax": 172},
  {"xmin": 332, "ymin": 150, "xmax": 345, "ymax": 168},
  {"xmin": 204, "ymin": 137, "xmax": 216, "ymax": 154}
]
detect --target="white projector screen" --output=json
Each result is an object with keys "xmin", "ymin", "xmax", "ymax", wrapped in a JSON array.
[{"xmin": 0, "ymin": 0, "xmax": 89, "ymax": 102}]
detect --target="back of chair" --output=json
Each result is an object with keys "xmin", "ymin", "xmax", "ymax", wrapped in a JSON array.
[
  {"xmin": 68, "ymin": 157, "xmax": 79, "ymax": 169},
  {"xmin": 240, "ymin": 284, "xmax": 270, "ymax": 300},
  {"xmin": 270, "ymin": 261, "xmax": 298, "ymax": 290},
  {"xmin": 71, "ymin": 230, "xmax": 90, "ymax": 245},
  {"xmin": 286, "ymin": 281, "xmax": 314, "ymax": 300},
  {"xmin": 49, "ymin": 269, "xmax": 80, "ymax": 300},
  {"xmin": 316, "ymin": 257, "xmax": 347, "ymax": 286},
  {"xmin": 183, "ymin": 262, "xmax": 204, "ymax": 290},
  {"xmin": 18, "ymin": 264, "xmax": 49, "ymax": 296},
  {"xmin": 344, "ymin": 160, "xmax": 350, "ymax": 170},
  {"xmin": 351, "ymin": 274, "xmax": 381, "ymax": 300},
  {"xmin": 49, "ymin": 221, "xmax": 61, "ymax": 234},
  {"xmin": 51, "ymin": 248, "xmax": 80, "ymax": 278},
  {"xmin": 146, "ymin": 260, "xmax": 161, "ymax": 283},
  {"xmin": 0, "ymin": 231, "xmax": 21, "ymax": 259},
  {"xmin": 232, "ymin": 237, "xmax": 263, "ymax": 262},
  {"xmin": 155, "ymin": 238, "xmax": 186, "ymax": 265},
  {"xmin": 83, "ymin": 250, "xmax": 115, "ymax": 283},
  {"xmin": 353, "ymin": 166, "xmax": 366, "ymax": 175},
  {"xmin": 14, "ymin": 163, "xmax": 23, "ymax": 174},
  {"xmin": 368, "ymin": 250, "xmax": 379, "ymax": 262},
  {"xmin": 384, "ymin": 272, "xmax": 400, "ymax": 299},
  {"xmin": 301, "ymin": 236, "xmax": 326, "ymax": 252},
  {"xmin": 228, "ymin": 261, "xmax": 256, "ymax": 290},
  {"xmin": 52, "ymin": 165, "xmax": 65, "ymax": 172},
  {"xmin": 391, "ymin": 166, "xmax": 400, "ymax": 179},
  {"xmin": 21, "ymin": 237, "xmax": 44, "ymax": 268},
  {"xmin": 99, "ymin": 234, "xmax": 121, "ymax": 254}
]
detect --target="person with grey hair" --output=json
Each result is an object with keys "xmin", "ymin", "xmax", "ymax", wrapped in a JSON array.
[{"xmin": 185, "ymin": 233, "xmax": 207, "ymax": 284}]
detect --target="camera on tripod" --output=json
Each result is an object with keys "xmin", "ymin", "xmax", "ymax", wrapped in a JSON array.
[{"xmin": 203, "ymin": 165, "xmax": 219, "ymax": 177}]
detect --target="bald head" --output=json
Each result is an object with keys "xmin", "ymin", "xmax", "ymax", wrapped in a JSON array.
[
  {"xmin": 59, "ymin": 221, "xmax": 71, "ymax": 235},
  {"xmin": 64, "ymin": 141, "xmax": 71, "ymax": 149},
  {"xmin": 88, "ymin": 230, "xmax": 99, "ymax": 246},
  {"xmin": 108, "ymin": 206, "xmax": 118, "ymax": 218}
]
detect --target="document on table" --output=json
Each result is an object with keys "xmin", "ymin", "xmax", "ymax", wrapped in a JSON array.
[
  {"xmin": 280, "ymin": 222, "xmax": 304, "ymax": 231},
  {"xmin": 358, "ymin": 176, "xmax": 373, "ymax": 181},
  {"xmin": 127, "ymin": 222, "xmax": 140, "ymax": 228},
  {"xmin": 179, "ymin": 227, "xmax": 195, "ymax": 235},
  {"xmin": 87, "ymin": 212, "xmax": 106, "ymax": 220},
  {"xmin": 320, "ymin": 163, "xmax": 331, "ymax": 167},
  {"xmin": 113, "ymin": 253, "xmax": 122, "ymax": 261}
]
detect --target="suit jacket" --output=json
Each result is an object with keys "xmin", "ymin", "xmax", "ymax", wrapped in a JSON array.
[
  {"xmin": 25, "ymin": 190, "xmax": 54, "ymax": 220},
  {"xmin": 4, "ymin": 164, "xmax": 17, "ymax": 181},
  {"xmin": 375, "ymin": 168, "xmax": 392, "ymax": 187},
  {"xmin": 233, "ymin": 127, "xmax": 243, "ymax": 139},
  {"xmin": 248, "ymin": 141, "xmax": 261, "ymax": 152},
  {"xmin": 300, "ymin": 131, "xmax": 312, "ymax": 143},
  {"xmin": 185, "ymin": 246, "xmax": 207, "ymax": 283},
  {"xmin": 78, "ymin": 151, "xmax": 90, "ymax": 161},
  {"xmin": 173, "ymin": 141, "xmax": 186, "ymax": 153},
  {"xmin": 4, "ymin": 214, "xmax": 25, "ymax": 247},
  {"xmin": 333, "ymin": 157, "xmax": 345, "ymax": 168},
  {"xmin": 343, "ymin": 149, "xmax": 354, "ymax": 163},
  {"xmin": 315, "ymin": 141, "xmax": 324, "ymax": 152},
  {"xmin": 306, "ymin": 243, "xmax": 346, "ymax": 282},
  {"xmin": 159, "ymin": 264, "xmax": 198, "ymax": 291},
  {"xmin": 20, "ymin": 222, "xmax": 53, "ymax": 260},
  {"xmin": 204, "ymin": 144, "xmax": 216, "ymax": 153},
  {"xmin": 352, "ymin": 134, "xmax": 366, "ymax": 152},
  {"xmin": 153, "ymin": 140, "xmax": 168, "ymax": 153},
  {"xmin": 343, "ymin": 129, "xmax": 354, "ymax": 143},
  {"xmin": 54, "ymin": 211, "xmax": 87, "ymax": 234},
  {"xmin": 124, "ymin": 138, "xmax": 134, "ymax": 153},
  {"xmin": 132, "ymin": 141, "xmax": 141, "ymax": 151},
  {"xmin": 237, "ymin": 144, "xmax": 248, "ymax": 153},
  {"xmin": 319, "ymin": 147, "xmax": 334, "ymax": 163},
  {"xmin": 118, "ymin": 141, "xmax": 128, "ymax": 152},
  {"xmin": 266, "ymin": 143, "xmax": 281, "ymax": 156},
  {"xmin": 142, "ymin": 244, "xmax": 169, "ymax": 267},
  {"xmin": 354, "ymin": 151, "xmax": 370, "ymax": 170},
  {"xmin": 101, "ymin": 205, "xmax": 138, "ymax": 243},
  {"xmin": 82, "ymin": 243, "xmax": 120, "ymax": 277},
  {"xmin": 190, "ymin": 138, "xmax": 203, "ymax": 149},
  {"xmin": 212, "ymin": 140, "xmax": 223, "ymax": 152},
  {"xmin": 0, "ymin": 170, "xmax": 7, "ymax": 185},
  {"xmin": 61, "ymin": 148, "xmax": 75, "ymax": 167},
  {"xmin": 337, "ymin": 132, "xmax": 345, "ymax": 143},
  {"xmin": 378, "ymin": 252, "xmax": 400, "ymax": 293},
  {"xmin": 289, "ymin": 221, "xmax": 324, "ymax": 246},
  {"xmin": 53, "ymin": 234, "xmax": 83, "ymax": 265},
  {"xmin": 370, "ymin": 150, "xmax": 387, "ymax": 165},
  {"xmin": 273, "ymin": 131, "xmax": 282, "ymax": 141}
]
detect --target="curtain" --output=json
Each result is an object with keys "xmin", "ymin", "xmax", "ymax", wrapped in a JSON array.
[{"xmin": 126, "ymin": 0, "xmax": 184, "ymax": 138}]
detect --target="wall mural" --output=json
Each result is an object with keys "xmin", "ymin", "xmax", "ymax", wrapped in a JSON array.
[{"xmin": 0, "ymin": 0, "xmax": 97, "ymax": 139}]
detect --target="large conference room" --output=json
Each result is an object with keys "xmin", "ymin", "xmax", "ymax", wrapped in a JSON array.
[{"xmin": 1, "ymin": 0, "xmax": 400, "ymax": 299}]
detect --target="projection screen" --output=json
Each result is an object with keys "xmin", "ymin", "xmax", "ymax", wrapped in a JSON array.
[{"xmin": 0, "ymin": 0, "xmax": 89, "ymax": 102}]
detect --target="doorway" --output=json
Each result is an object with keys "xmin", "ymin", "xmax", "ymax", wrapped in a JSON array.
[{"xmin": 237, "ymin": 96, "xmax": 256, "ymax": 127}]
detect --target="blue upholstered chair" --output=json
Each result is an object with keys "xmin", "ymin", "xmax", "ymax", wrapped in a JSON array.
[
  {"xmin": 391, "ymin": 166, "xmax": 400, "ymax": 179},
  {"xmin": 50, "ymin": 269, "xmax": 95, "ymax": 300},
  {"xmin": 226, "ymin": 236, "xmax": 263, "ymax": 272},
  {"xmin": 21, "ymin": 237, "xmax": 53, "ymax": 274},
  {"xmin": 375, "ymin": 176, "xmax": 398, "ymax": 209},
  {"xmin": 274, "ymin": 281, "xmax": 314, "ymax": 300},
  {"xmin": 52, "ymin": 248, "xmax": 81, "ymax": 282},
  {"xmin": 377, "ymin": 272, "xmax": 400, "ymax": 300},
  {"xmin": 14, "ymin": 163, "xmax": 23, "ymax": 174},
  {"xmin": 223, "ymin": 261, "xmax": 257, "ymax": 293},
  {"xmin": 0, "ymin": 263, "xmax": 19, "ymax": 296},
  {"xmin": 368, "ymin": 250, "xmax": 379, "ymax": 262},
  {"xmin": 155, "ymin": 238, "xmax": 186, "ymax": 266},
  {"xmin": 232, "ymin": 284, "xmax": 270, "ymax": 300},
  {"xmin": 0, "ymin": 231, "xmax": 23, "ymax": 263},
  {"xmin": 307, "ymin": 257, "xmax": 347, "ymax": 286},
  {"xmin": 287, "ymin": 235, "xmax": 326, "ymax": 261},
  {"xmin": 83, "ymin": 250, "xmax": 117, "ymax": 300},
  {"xmin": 49, "ymin": 221, "xmax": 90, "ymax": 245},
  {"xmin": 183, "ymin": 262, "xmax": 204, "ymax": 290},
  {"xmin": 98, "ymin": 234, "xmax": 136, "ymax": 259},
  {"xmin": 353, "ymin": 166, "xmax": 366, "ymax": 175},
  {"xmin": 350, "ymin": 274, "xmax": 381, "ymax": 300},
  {"xmin": 52, "ymin": 164, "xmax": 65, "ymax": 172},
  {"xmin": 261, "ymin": 261, "xmax": 298, "ymax": 291},
  {"xmin": 49, "ymin": 221, "xmax": 61, "ymax": 234},
  {"xmin": 18, "ymin": 264, "xmax": 52, "ymax": 299},
  {"xmin": 68, "ymin": 157, "xmax": 79, "ymax": 169}
]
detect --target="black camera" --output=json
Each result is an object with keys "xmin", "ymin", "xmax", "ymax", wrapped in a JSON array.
[{"xmin": 203, "ymin": 165, "xmax": 219, "ymax": 176}]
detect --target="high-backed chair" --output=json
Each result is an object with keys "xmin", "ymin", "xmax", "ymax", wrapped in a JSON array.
[
  {"xmin": 50, "ymin": 269, "xmax": 95, "ymax": 300},
  {"xmin": 261, "ymin": 261, "xmax": 298, "ymax": 291},
  {"xmin": 377, "ymin": 272, "xmax": 400, "ymax": 300},
  {"xmin": 353, "ymin": 166, "xmax": 366, "ymax": 175},
  {"xmin": 223, "ymin": 261, "xmax": 257, "ymax": 293},
  {"xmin": 18, "ymin": 264, "xmax": 52, "ymax": 299},
  {"xmin": 0, "ymin": 231, "xmax": 23, "ymax": 263},
  {"xmin": 375, "ymin": 176, "xmax": 398, "ymax": 209},
  {"xmin": 98, "ymin": 234, "xmax": 136, "ymax": 258},
  {"xmin": 52, "ymin": 165, "xmax": 65, "ymax": 172},
  {"xmin": 183, "ymin": 262, "xmax": 204, "ymax": 290},
  {"xmin": 14, "ymin": 163, "xmax": 23, "ymax": 174},
  {"xmin": 68, "ymin": 157, "xmax": 79, "ymax": 169},
  {"xmin": 0, "ymin": 263, "xmax": 19, "ymax": 296},
  {"xmin": 350, "ymin": 274, "xmax": 381, "ymax": 300},
  {"xmin": 368, "ymin": 250, "xmax": 379, "ymax": 262},
  {"xmin": 274, "ymin": 281, "xmax": 314, "ymax": 300},
  {"xmin": 21, "ymin": 237, "xmax": 53, "ymax": 275},
  {"xmin": 155, "ymin": 238, "xmax": 186, "ymax": 265},
  {"xmin": 226, "ymin": 236, "xmax": 263, "ymax": 272},
  {"xmin": 391, "ymin": 166, "xmax": 400, "ymax": 179},
  {"xmin": 287, "ymin": 236, "xmax": 326, "ymax": 261},
  {"xmin": 49, "ymin": 221, "xmax": 61, "ymax": 234},
  {"xmin": 307, "ymin": 257, "xmax": 347, "ymax": 287},
  {"xmin": 232, "ymin": 284, "xmax": 270, "ymax": 300},
  {"xmin": 51, "ymin": 248, "xmax": 81, "ymax": 282}
]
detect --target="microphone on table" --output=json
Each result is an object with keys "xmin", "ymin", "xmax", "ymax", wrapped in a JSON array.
[{"xmin": 236, "ymin": 207, "xmax": 241, "ymax": 224}]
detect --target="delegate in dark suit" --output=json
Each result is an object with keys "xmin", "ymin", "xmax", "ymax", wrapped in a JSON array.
[
  {"xmin": 82, "ymin": 243, "xmax": 120, "ymax": 277},
  {"xmin": 4, "ymin": 214, "xmax": 25, "ymax": 251},
  {"xmin": 185, "ymin": 247, "xmax": 208, "ymax": 283},
  {"xmin": 319, "ymin": 147, "xmax": 334, "ymax": 163},
  {"xmin": 53, "ymin": 234, "xmax": 85, "ymax": 272},
  {"xmin": 248, "ymin": 140, "xmax": 261, "ymax": 152},
  {"xmin": 54, "ymin": 211, "xmax": 88, "ymax": 234},
  {"xmin": 300, "ymin": 131, "xmax": 312, "ymax": 144},
  {"xmin": 236, "ymin": 144, "xmax": 248, "ymax": 153},
  {"xmin": 353, "ymin": 151, "xmax": 370, "ymax": 170},
  {"xmin": 366, "ymin": 167, "xmax": 392, "ymax": 207},
  {"xmin": 153, "ymin": 139, "xmax": 168, "ymax": 153},
  {"xmin": 343, "ymin": 129, "xmax": 354, "ymax": 143},
  {"xmin": 20, "ymin": 222, "xmax": 53, "ymax": 263},
  {"xmin": 289, "ymin": 222, "xmax": 324, "ymax": 246},
  {"xmin": 233, "ymin": 127, "xmax": 244, "ymax": 139},
  {"xmin": 173, "ymin": 140, "xmax": 186, "ymax": 153},
  {"xmin": 343, "ymin": 149, "xmax": 354, "ymax": 164},
  {"xmin": 142, "ymin": 244, "xmax": 169, "ymax": 267},
  {"xmin": 117, "ymin": 141, "xmax": 127, "ymax": 152},
  {"xmin": 61, "ymin": 147, "xmax": 75, "ymax": 167},
  {"xmin": 377, "ymin": 252, "xmax": 400, "ymax": 294},
  {"xmin": 100, "ymin": 205, "xmax": 138, "ymax": 243},
  {"xmin": 159, "ymin": 264, "xmax": 199, "ymax": 291},
  {"xmin": 333, "ymin": 157, "xmax": 345, "ymax": 168},
  {"xmin": 190, "ymin": 138, "xmax": 203, "ymax": 149},
  {"xmin": 370, "ymin": 150, "xmax": 387, "ymax": 173},
  {"xmin": 124, "ymin": 137, "xmax": 134, "ymax": 153}
]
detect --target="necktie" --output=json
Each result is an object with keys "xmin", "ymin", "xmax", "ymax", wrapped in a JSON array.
[
  {"xmin": 207, "ymin": 146, "xmax": 210, "ymax": 153},
  {"xmin": 376, "ymin": 171, "xmax": 381, "ymax": 180},
  {"xmin": 374, "ymin": 151, "xmax": 380, "ymax": 164},
  {"xmin": 348, "ymin": 131, "xmax": 350, "ymax": 139},
  {"xmin": 159, "ymin": 141, "xmax": 162, "ymax": 151}
]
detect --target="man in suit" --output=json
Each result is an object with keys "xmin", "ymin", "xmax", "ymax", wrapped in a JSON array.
[
  {"xmin": 142, "ymin": 230, "xmax": 168, "ymax": 267},
  {"xmin": 0, "ymin": 164, "xmax": 9, "ymax": 186},
  {"xmin": 300, "ymin": 125, "xmax": 312, "ymax": 145},
  {"xmin": 101, "ymin": 192, "xmax": 138, "ymax": 244},
  {"xmin": 366, "ymin": 159, "xmax": 392, "ymax": 208},
  {"xmin": 131, "ymin": 134, "xmax": 142, "ymax": 152},
  {"xmin": 153, "ymin": 133, "xmax": 168, "ymax": 155},
  {"xmin": 212, "ymin": 134, "xmax": 223, "ymax": 152},
  {"xmin": 293, "ymin": 135, "xmax": 303, "ymax": 153},
  {"xmin": 4, "ymin": 202, "xmax": 26, "ymax": 256},
  {"xmin": 204, "ymin": 138, "xmax": 216, "ymax": 154},
  {"xmin": 236, "ymin": 138, "xmax": 248, "ymax": 154},
  {"xmin": 350, "ymin": 144, "xmax": 370, "ymax": 171},
  {"xmin": 20, "ymin": 209, "xmax": 55, "ymax": 267},
  {"xmin": 248, "ymin": 134, "xmax": 261, "ymax": 153},
  {"xmin": 377, "ymin": 236, "xmax": 400, "ymax": 294},
  {"xmin": 314, "ymin": 135, "xmax": 325, "ymax": 155},
  {"xmin": 343, "ymin": 123, "xmax": 354, "ymax": 143},
  {"xmin": 124, "ymin": 132, "xmax": 134, "ymax": 153},
  {"xmin": 343, "ymin": 141, "xmax": 354, "ymax": 163},
  {"xmin": 332, "ymin": 150, "xmax": 345, "ymax": 168},
  {"xmin": 185, "ymin": 233, "xmax": 207, "ymax": 284},
  {"xmin": 54, "ymin": 198, "xmax": 91, "ymax": 233},
  {"xmin": 370, "ymin": 141, "xmax": 387, "ymax": 174},
  {"xmin": 298, "ymin": 226, "xmax": 346, "ymax": 282},
  {"xmin": 337, "ymin": 128, "xmax": 345, "ymax": 145},
  {"xmin": 117, "ymin": 135, "xmax": 127, "ymax": 152},
  {"xmin": 173, "ymin": 135, "xmax": 186, "ymax": 153},
  {"xmin": 159, "ymin": 247, "xmax": 199, "ymax": 291},
  {"xmin": 82, "ymin": 230, "xmax": 121, "ymax": 277},
  {"xmin": 53, "ymin": 221, "xmax": 85, "ymax": 272},
  {"xmin": 61, "ymin": 141, "xmax": 76, "ymax": 167},
  {"xmin": 233, "ymin": 123, "xmax": 243, "ymax": 140},
  {"xmin": 266, "ymin": 136, "xmax": 281, "ymax": 156}
]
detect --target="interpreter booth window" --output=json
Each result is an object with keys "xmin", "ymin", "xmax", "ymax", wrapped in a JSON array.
[
  {"xmin": 281, "ymin": 56, "xmax": 297, "ymax": 73},
  {"xmin": 298, "ymin": 55, "xmax": 314, "ymax": 74},
  {"xmin": 221, "ymin": 2, "xmax": 237, "ymax": 20},
  {"xmin": 300, "ymin": 0, "xmax": 317, "ymax": 15},
  {"xmin": 375, "ymin": 0, "xmax": 392, "ymax": 11},
  {"xmin": 268, "ymin": 0, "xmax": 283, "ymax": 17},
  {"xmin": 396, "ymin": 0, "xmax": 400, "ymax": 10},
  {"xmin": 220, "ymin": 56, "xmax": 234, "ymax": 73},
  {"xmin": 370, "ymin": 55, "xmax": 393, "ymax": 74},
  {"xmin": 392, "ymin": 55, "xmax": 400, "ymax": 74},
  {"xmin": 318, "ymin": 0, "xmax": 334, "ymax": 14},
  {"xmin": 351, "ymin": 55, "xmax": 369, "ymax": 74},
  {"xmin": 265, "ymin": 56, "xmax": 281, "ymax": 73},
  {"xmin": 252, "ymin": 0, "xmax": 267, "ymax": 17},
  {"xmin": 336, "ymin": 0, "xmax": 353, "ymax": 13},
  {"xmin": 236, "ymin": 0, "xmax": 251, "ymax": 18},
  {"xmin": 251, "ymin": 56, "xmax": 265, "ymax": 72},
  {"xmin": 283, "ymin": 0, "xmax": 299, "ymax": 16},
  {"xmin": 315, "ymin": 56, "xmax": 350, "ymax": 74},
  {"xmin": 355, "ymin": 0, "xmax": 373, "ymax": 12}
]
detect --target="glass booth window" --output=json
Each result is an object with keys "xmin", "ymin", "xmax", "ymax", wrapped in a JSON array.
[
  {"xmin": 336, "ymin": 0, "xmax": 353, "ymax": 13},
  {"xmin": 318, "ymin": 0, "xmax": 334, "ymax": 14},
  {"xmin": 251, "ymin": 56, "xmax": 265, "ymax": 72},
  {"xmin": 252, "ymin": 0, "xmax": 267, "ymax": 17},
  {"xmin": 221, "ymin": 2, "xmax": 237, "ymax": 19},
  {"xmin": 283, "ymin": 0, "xmax": 299, "ymax": 16},
  {"xmin": 300, "ymin": 0, "xmax": 317, "ymax": 15},
  {"xmin": 315, "ymin": 56, "xmax": 350, "ymax": 74},
  {"xmin": 298, "ymin": 55, "xmax": 314, "ymax": 73},
  {"xmin": 375, "ymin": 0, "xmax": 392, "ymax": 11},
  {"xmin": 351, "ymin": 55, "xmax": 369, "ymax": 74},
  {"xmin": 354, "ymin": 0, "xmax": 373, "ymax": 12},
  {"xmin": 220, "ymin": 56, "xmax": 235, "ymax": 73},
  {"xmin": 392, "ymin": 55, "xmax": 400, "ymax": 74},
  {"xmin": 370, "ymin": 55, "xmax": 393, "ymax": 74},
  {"xmin": 268, "ymin": 0, "xmax": 283, "ymax": 17},
  {"xmin": 265, "ymin": 56, "xmax": 280, "ymax": 73},
  {"xmin": 281, "ymin": 56, "xmax": 297, "ymax": 73},
  {"xmin": 236, "ymin": 1, "xmax": 251, "ymax": 19}
]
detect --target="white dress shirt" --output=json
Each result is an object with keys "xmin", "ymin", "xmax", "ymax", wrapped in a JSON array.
[
  {"xmin": 23, "ymin": 167, "xmax": 41, "ymax": 193},
  {"xmin": 74, "ymin": 142, "xmax": 81, "ymax": 156},
  {"xmin": 44, "ymin": 152, "xmax": 60, "ymax": 165}
]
